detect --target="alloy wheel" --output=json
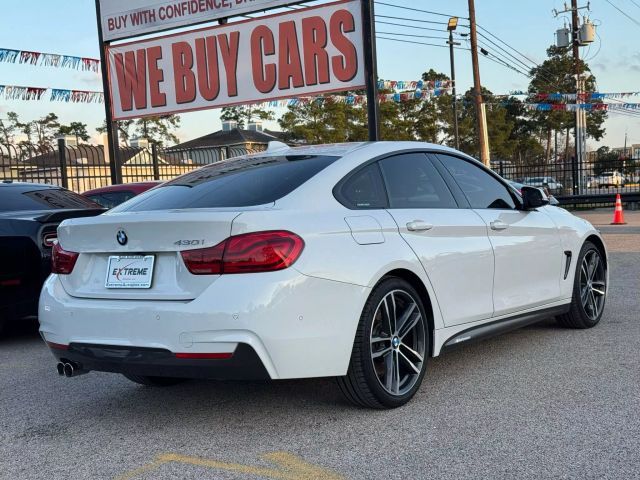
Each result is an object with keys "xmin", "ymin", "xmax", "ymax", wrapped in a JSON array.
[
  {"xmin": 370, "ymin": 289, "xmax": 426, "ymax": 396},
  {"xmin": 579, "ymin": 249, "xmax": 606, "ymax": 321}
]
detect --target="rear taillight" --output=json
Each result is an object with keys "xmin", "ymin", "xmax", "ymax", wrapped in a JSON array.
[
  {"xmin": 43, "ymin": 232, "xmax": 57, "ymax": 248},
  {"xmin": 181, "ymin": 230, "xmax": 304, "ymax": 275},
  {"xmin": 51, "ymin": 242, "xmax": 79, "ymax": 274}
]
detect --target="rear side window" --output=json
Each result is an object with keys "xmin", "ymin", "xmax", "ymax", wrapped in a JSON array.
[
  {"xmin": 379, "ymin": 153, "xmax": 457, "ymax": 209},
  {"xmin": 337, "ymin": 164, "xmax": 387, "ymax": 209},
  {"xmin": 114, "ymin": 155, "xmax": 338, "ymax": 212},
  {"xmin": 0, "ymin": 187, "xmax": 100, "ymax": 212},
  {"xmin": 86, "ymin": 191, "xmax": 136, "ymax": 209},
  {"xmin": 437, "ymin": 154, "xmax": 516, "ymax": 210}
]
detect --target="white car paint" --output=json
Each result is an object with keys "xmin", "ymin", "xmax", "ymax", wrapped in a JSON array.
[{"xmin": 39, "ymin": 141, "xmax": 606, "ymax": 379}]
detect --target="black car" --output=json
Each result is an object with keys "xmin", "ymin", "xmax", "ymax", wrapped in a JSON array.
[{"xmin": 0, "ymin": 181, "xmax": 104, "ymax": 332}]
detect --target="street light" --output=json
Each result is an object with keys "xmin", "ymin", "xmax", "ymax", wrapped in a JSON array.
[{"xmin": 447, "ymin": 17, "xmax": 460, "ymax": 150}]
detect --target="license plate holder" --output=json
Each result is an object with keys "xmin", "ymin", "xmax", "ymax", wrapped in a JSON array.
[{"xmin": 105, "ymin": 255, "xmax": 155, "ymax": 289}]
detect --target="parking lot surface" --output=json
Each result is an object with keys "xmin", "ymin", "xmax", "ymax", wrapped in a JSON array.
[{"xmin": 1, "ymin": 210, "xmax": 639, "ymax": 480}]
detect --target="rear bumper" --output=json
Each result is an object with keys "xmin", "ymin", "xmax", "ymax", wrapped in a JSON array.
[
  {"xmin": 39, "ymin": 269, "xmax": 370, "ymax": 379},
  {"xmin": 51, "ymin": 343, "xmax": 270, "ymax": 380}
]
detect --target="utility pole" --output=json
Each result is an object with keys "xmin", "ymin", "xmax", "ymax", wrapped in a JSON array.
[
  {"xmin": 571, "ymin": 0, "xmax": 583, "ymax": 194},
  {"xmin": 94, "ymin": 0, "xmax": 121, "ymax": 185},
  {"xmin": 468, "ymin": 0, "xmax": 490, "ymax": 166},
  {"xmin": 447, "ymin": 17, "xmax": 460, "ymax": 150},
  {"xmin": 362, "ymin": 0, "xmax": 380, "ymax": 141}
]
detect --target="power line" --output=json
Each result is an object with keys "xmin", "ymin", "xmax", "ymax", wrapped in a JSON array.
[
  {"xmin": 377, "ymin": 36, "xmax": 469, "ymax": 51},
  {"xmin": 375, "ymin": 14, "xmax": 448, "ymax": 26},
  {"xmin": 374, "ymin": 1, "xmax": 467, "ymax": 19},
  {"xmin": 604, "ymin": 0, "xmax": 640, "ymax": 26},
  {"xmin": 375, "ymin": 20, "xmax": 452, "ymax": 34},
  {"xmin": 377, "ymin": 31, "xmax": 449, "ymax": 41}
]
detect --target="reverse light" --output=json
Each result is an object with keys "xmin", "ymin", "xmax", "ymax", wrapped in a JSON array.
[
  {"xmin": 42, "ymin": 232, "xmax": 57, "ymax": 248},
  {"xmin": 181, "ymin": 230, "xmax": 305, "ymax": 275},
  {"xmin": 51, "ymin": 242, "xmax": 79, "ymax": 274}
]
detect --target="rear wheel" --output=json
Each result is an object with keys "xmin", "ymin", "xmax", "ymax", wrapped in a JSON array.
[
  {"xmin": 123, "ymin": 374, "xmax": 186, "ymax": 386},
  {"xmin": 337, "ymin": 277, "xmax": 429, "ymax": 409},
  {"xmin": 557, "ymin": 241, "xmax": 607, "ymax": 329}
]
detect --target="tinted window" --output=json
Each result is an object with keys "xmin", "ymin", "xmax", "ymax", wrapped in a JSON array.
[
  {"xmin": 86, "ymin": 191, "xmax": 136, "ymax": 209},
  {"xmin": 437, "ymin": 154, "xmax": 516, "ymax": 209},
  {"xmin": 338, "ymin": 164, "xmax": 387, "ymax": 209},
  {"xmin": 0, "ymin": 187, "xmax": 100, "ymax": 212},
  {"xmin": 379, "ymin": 153, "xmax": 457, "ymax": 209},
  {"xmin": 115, "ymin": 155, "xmax": 338, "ymax": 212}
]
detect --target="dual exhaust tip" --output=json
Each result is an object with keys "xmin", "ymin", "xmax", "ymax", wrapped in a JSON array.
[{"xmin": 56, "ymin": 361, "xmax": 86, "ymax": 378}]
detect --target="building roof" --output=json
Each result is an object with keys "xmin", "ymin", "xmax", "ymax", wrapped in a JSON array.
[
  {"xmin": 169, "ymin": 128, "xmax": 280, "ymax": 150},
  {"xmin": 19, "ymin": 145, "xmax": 186, "ymax": 168}
]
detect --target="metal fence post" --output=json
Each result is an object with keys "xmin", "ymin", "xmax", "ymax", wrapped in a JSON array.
[
  {"xmin": 151, "ymin": 143, "xmax": 160, "ymax": 180},
  {"xmin": 57, "ymin": 138, "xmax": 69, "ymax": 189},
  {"xmin": 499, "ymin": 160, "xmax": 504, "ymax": 178}
]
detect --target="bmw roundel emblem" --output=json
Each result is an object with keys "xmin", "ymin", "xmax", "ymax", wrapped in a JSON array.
[{"xmin": 116, "ymin": 230, "xmax": 128, "ymax": 246}]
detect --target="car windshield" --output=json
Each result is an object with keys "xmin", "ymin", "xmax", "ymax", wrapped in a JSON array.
[
  {"xmin": 0, "ymin": 186, "xmax": 101, "ymax": 212},
  {"xmin": 113, "ymin": 154, "xmax": 339, "ymax": 212}
]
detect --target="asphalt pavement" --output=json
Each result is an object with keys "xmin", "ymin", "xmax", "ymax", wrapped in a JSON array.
[{"xmin": 1, "ymin": 211, "xmax": 638, "ymax": 480}]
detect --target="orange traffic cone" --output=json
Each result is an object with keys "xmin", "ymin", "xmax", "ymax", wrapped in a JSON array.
[{"xmin": 611, "ymin": 193, "xmax": 626, "ymax": 225}]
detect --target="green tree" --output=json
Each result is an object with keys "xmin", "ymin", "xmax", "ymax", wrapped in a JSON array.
[
  {"xmin": 221, "ymin": 105, "xmax": 274, "ymax": 129},
  {"xmin": 134, "ymin": 115, "xmax": 181, "ymax": 146},
  {"xmin": 278, "ymin": 94, "xmax": 367, "ymax": 144},
  {"xmin": 528, "ymin": 45, "xmax": 606, "ymax": 163},
  {"xmin": 21, "ymin": 113, "xmax": 60, "ymax": 148},
  {"xmin": 96, "ymin": 119, "xmax": 134, "ymax": 146},
  {"xmin": 0, "ymin": 112, "xmax": 21, "ymax": 145},
  {"xmin": 594, "ymin": 146, "xmax": 622, "ymax": 176},
  {"xmin": 58, "ymin": 122, "xmax": 90, "ymax": 144}
]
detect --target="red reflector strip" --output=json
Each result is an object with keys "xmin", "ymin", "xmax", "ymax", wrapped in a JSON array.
[
  {"xmin": 46, "ymin": 341, "xmax": 69, "ymax": 351},
  {"xmin": 0, "ymin": 279, "xmax": 21, "ymax": 287},
  {"xmin": 174, "ymin": 352, "xmax": 233, "ymax": 360}
]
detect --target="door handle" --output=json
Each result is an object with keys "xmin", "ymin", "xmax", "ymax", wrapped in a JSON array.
[
  {"xmin": 490, "ymin": 220, "xmax": 509, "ymax": 231},
  {"xmin": 406, "ymin": 220, "xmax": 433, "ymax": 232}
]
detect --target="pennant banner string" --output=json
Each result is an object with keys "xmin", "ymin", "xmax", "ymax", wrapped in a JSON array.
[
  {"xmin": 0, "ymin": 85, "xmax": 104, "ymax": 103},
  {"xmin": 0, "ymin": 48, "xmax": 99, "ymax": 73}
]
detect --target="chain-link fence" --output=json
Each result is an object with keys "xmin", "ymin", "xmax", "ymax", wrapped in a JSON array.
[{"xmin": 0, "ymin": 140, "xmax": 267, "ymax": 192}]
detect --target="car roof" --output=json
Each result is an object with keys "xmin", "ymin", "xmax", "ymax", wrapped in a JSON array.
[
  {"xmin": 83, "ymin": 181, "xmax": 162, "ymax": 195},
  {"xmin": 0, "ymin": 181, "xmax": 61, "ymax": 190}
]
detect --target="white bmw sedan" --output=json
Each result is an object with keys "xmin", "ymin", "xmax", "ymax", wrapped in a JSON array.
[{"xmin": 40, "ymin": 142, "xmax": 607, "ymax": 408}]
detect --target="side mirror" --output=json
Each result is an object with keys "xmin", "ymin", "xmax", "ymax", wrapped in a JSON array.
[{"xmin": 521, "ymin": 186, "xmax": 549, "ymax": 210}]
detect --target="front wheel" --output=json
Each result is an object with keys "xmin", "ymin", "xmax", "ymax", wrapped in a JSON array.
[
  {"xmin": 557, "ymin": 241, "xmax": 607, "ymax": 329},
  {"xmin": 337, "ymin": 277, "xmax": 429, "ymax": 409}
]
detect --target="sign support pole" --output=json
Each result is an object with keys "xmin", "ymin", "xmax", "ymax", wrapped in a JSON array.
[
  {"xmin": 361, "ymin": 0, "xmax": 380, "ymax": 141},
  {"xmin": 94, "ymin": 0, "xmax": 121, "ymax": 185}
]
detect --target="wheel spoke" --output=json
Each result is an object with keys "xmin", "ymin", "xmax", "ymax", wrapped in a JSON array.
[
  {"xmin": 371, "ymin": 336, "xmax": 391, "ymax": 345},
  {"xmin": 384, "ymin": 351, "xmax": 394, "ymax": 392},
  {"xmin": 398, "ymin": 350, "xmax": 421, "ymax": 374},
  {"xmin": 592, "ymin": 287, "xmax": 606, "ymax": 296},
  {"xmin": 372, "ymin": 346, "xmax": 392, "ymax": 359},
  {"xmin": 592, "ymin": 280, "xmax": 606, "ymax": 288},
  {"xmin": 395, "ymin": 302, "xmax": 417, "ymax": 336},
  {"xmin": 390, "ymin": 292, "xmax": 398, "ymax": 334},
  {"xmin": 581, "ymin": 263, "xmax": 589, "ymax": 283},
  {"xmin": 382, "ymin": 298, "xmax": 393, "ymax": 337},
  {"xmin": 399, "ymin": 314, "xmax": 421, "ymax": 340},
  {"xmin": 580, "ymin": 285, "xmax": 590, "ymax": 304},
  {"xmin": 394, "ymin": 351, "xmax": 400, "ymax": 394},
  {"xmin": 400, "ymin": 343, "xmax": 424, "ymax": 363},
  {"xmin": 588, "ymin": 290, "xmax": 598, "ymax": 316},
  {"xmin": 589, "ymin": 253, "xmax": 600, "ymax": 281}
]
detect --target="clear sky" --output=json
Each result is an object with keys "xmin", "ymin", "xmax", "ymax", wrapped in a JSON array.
[{"xmin": 1, "ymin": 0, "xmax": 639, "ymax": 150}]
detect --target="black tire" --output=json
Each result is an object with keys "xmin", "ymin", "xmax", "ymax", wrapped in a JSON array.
[
  {"xmin": 123, "ymin": 374, "xmax": 186, "ymax": 386},
  {"xmin": 337, "ymin": 277, "xmax": 429, "ymax": 409},
  {"xmin": 557, "ymin": 241, "xmax": 607, "ymax": 329}
]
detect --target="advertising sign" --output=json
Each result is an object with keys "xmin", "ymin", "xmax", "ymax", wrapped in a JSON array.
[
  {"xmin": 100, "ymin": 0, "xmax": 306, "ymax": 42},
  {"xmin": 106, "ymin": 0, "xmax": 365, "ymax": 120}
]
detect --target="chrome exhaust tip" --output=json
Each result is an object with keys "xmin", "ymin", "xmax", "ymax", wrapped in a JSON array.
[
  {"xmin": 63, "ymin": 362, "xmax": 75, "ymax": 378},
  {"xmin": 56, "ymin": 362, "xmax": 65, "ymax": 376}
]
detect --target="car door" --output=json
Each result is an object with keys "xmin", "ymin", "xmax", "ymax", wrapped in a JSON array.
[
  {"xmin": 434, "ymin": 153, "xmax": 564, "ymax": 317},
  {"xmin": 378, "ymin": 152, "xmax": 495, "ymax": 326}
]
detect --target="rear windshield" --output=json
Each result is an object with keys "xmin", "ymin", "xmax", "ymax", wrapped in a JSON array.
[
  {"xmin": 0, "ymin": 187, "xmax": 101, "ymax": 212},
  {"xmin": 114, "ymin": 155, "xmax": 339, "ymax": 212}
]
